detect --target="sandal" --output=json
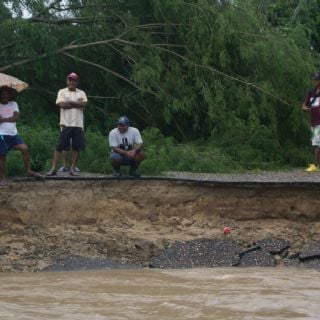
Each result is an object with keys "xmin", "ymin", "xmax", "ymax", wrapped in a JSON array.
[
  {"xmin": 27, "ymin": 171, "xmax": 40, "ymax": 177},
  {"xmin": 46, "ymin": 170, "xmax": 57, "ymax": 176},
  {"xmin": 27, "ymin": 171, "xmax": 44, "ymax": 180}
]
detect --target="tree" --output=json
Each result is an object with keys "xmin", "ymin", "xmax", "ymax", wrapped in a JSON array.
[{"xmin": 0, "ymin": 0, "xmax": 317, "ymax": 167}]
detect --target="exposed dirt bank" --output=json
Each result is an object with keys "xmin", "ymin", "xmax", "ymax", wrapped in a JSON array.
[{"xmin": 1, "ymin": 174, "xmax": 320, "ymax": 271}]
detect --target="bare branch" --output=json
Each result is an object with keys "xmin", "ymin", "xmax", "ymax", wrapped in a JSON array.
[
  {"xmin": 32, "ymin": 0, "xmax": 63, "ymax": 19},
  {"xmin": 108, "ymin": 44, "xmax": 137, "ymax": 65},
  {"xmin": 0, "ymin": 42, "xmax": 18, "ymax": 52},
  {"xmin": 29, "ymin": 16, "xmax": 102, "ymax": 24},
  {"xmin": 115, "ymin": 39, "xmax": 290, "ymax": 106},
  {"xmin": 0, "ymin": 38, "xmax": 117, "ymax": 71},
  {"xmin": 0, "ymin": 17, "xmax": 286, "ymax": 106},
  {"xmin": 62, "ymin": 52, "xmax": 157, "ymax": 96},
  {"xmin": 88, "ymin": 95, "xmax": 118, "ymax": 100},
  {"xmin": 117, "ymin": 39, "xmax": 185, "ymax": 48}
]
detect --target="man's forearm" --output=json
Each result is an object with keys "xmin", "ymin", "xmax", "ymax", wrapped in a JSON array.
[
  {"xmin": 112, "ymin": 147, "xmax": 128, "ymax": 156},
  {"xmin": 0, "ymin": 114, "xmax": 19, "ymax": 123},
  {"xmin": 69, "ymin": 101, "xmax": 86, "ymax": 109},
  {"xmin": 134, "ymin": 144, "xmax": 144, "ymax": 152},
  {"xmin": 59, "ymin": 102, "xmax": 86, "ymax": 109}
]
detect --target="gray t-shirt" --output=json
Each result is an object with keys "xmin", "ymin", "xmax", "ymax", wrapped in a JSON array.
[{"xmin": 109, "ymin": 127, "xmax": 143, "ymax": 151}]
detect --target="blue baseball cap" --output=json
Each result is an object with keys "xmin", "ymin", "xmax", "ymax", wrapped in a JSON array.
[
  {"xmin": 117, "ymin": 116, "xmax": 130, "ymax": 125},
  {"xmin": 313, "ymin": 72, "xmax": 320, "ymax": 80}
]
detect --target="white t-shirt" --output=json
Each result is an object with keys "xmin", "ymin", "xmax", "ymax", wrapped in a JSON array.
[
  {"xmin": 109, "ymin": 127, "xmax": 143, "ymax": 151},
  {"xmin": 56, "ymin": 87, "xmax": 87, "ymax": 128},
  {"xmin": 0, "ymin": 101, "xmax": 19, "ymax": 135}
]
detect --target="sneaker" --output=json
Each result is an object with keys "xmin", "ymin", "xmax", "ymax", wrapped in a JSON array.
[
  {"xmin": 27, "ymin": 171, "xmax": 43, "ymax": 180},
  {"xmin": 69, "ymin": 170, "xmax": 80, "ymax": 176},
  {"xmin": 129, "ymin": 167, "xmax": 141, "ymax": 178},
  {"xmin": 0, "ymin": 181, "xmax": 8, "ymax": 187},
  {"xmin": 73, "ymin": 166, "xmax": 81, "ymax": 172},
  {"xmin": 58, "ymin": 166, "xmax": 69, "ymax": 172},
  {"xmin": 112, "ymin": 167, "xmax": 121, "ymax": 177},
  {"xmin": 46, "ymin": 170, "xmax": 57, "ymax": 176},
  {"xmin": 305, "ymin": 164, "xmax": 319, "ymax": 172}
]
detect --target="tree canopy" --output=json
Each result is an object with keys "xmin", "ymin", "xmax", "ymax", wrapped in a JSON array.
[{"xmin": 1, "ymin": 0, "xmax": 318, "ymax": 170}]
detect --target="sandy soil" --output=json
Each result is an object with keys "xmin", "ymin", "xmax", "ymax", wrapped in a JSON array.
[{"xmin": 0, "ymin": 171, "xmax": 320, "ymax": 271}]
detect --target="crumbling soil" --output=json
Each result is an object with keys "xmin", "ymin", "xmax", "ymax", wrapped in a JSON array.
[{"xmin": 1, "ymin": 173, "xmax": 320, "ymax": 272}]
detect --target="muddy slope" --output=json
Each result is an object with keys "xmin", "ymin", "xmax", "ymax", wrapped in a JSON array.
[{"xmin": 0, "ymin": 179, "xmax": 320, "ymax": 271}]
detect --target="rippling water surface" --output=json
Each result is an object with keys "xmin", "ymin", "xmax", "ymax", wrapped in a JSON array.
[{"xmin": 0, "ymin": 268, "xmax": 319, "ymax": 319}]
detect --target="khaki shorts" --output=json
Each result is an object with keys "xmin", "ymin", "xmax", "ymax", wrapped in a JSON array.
[{"xmin": 311, "ymin": 125, "xmax": 320, "ymax": 147}]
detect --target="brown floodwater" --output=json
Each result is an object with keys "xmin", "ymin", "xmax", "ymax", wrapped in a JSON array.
[{"xmin": 0, "ymin": 268, "xmax": 319, "ymax": 319}]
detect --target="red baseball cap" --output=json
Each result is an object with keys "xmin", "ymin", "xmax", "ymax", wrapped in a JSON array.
[{"xmin": 67, "ymin": 72, "xmax": 79, "ymax": 80}]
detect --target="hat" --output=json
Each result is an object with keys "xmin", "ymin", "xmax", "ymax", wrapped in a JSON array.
[
  {"xmin": 313, "ymin": 72, "xmax": 320, "ymax": 80},
  {"xmin": 117, "ymin": 116, "xmax": 130, "ymax": 125},
  {"xmin": 67, "ymin": 72, "xmax": 79, "ymax": 80}
]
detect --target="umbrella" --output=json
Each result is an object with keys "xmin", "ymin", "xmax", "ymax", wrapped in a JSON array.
[
  {"xmin": 0, "ymin": 73, "xmax": 29, "ymax": 100},
  {"xmin": 0, "ymin": 73, "xmax": 29, "ymax": 92}
]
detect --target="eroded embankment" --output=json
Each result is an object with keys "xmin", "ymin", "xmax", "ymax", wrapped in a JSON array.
[{"xmin": 0, "ymin": 178, "xmax": 320, "ymax": 271}]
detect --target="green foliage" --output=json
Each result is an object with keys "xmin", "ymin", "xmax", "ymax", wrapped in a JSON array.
[
  {"xmin": 6, "ymin": 151, "xmax": 24, "ymax": 176},
  {"xmin": 6, "ymin": 126, "xmax": 111, "ymax": 176},
  {"xmin": 1, "ymin": 0, "xmax": 320, "ymax": 174},
  {"xmin": 78, "ymin": 128, "xmax": 110, "ymax": 173},
  {"xmin": 142, "ymin": 127, "xmax": 241, "ymax": 174},
  {"xmin": 6, "ymin": 125, "xmax": 57, "ymax": 176},
  {"xmin": 4, "ymin": 124, "xmax": 308, "ymax": 177}
]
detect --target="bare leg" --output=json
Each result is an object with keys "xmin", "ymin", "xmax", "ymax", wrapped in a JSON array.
[
  {"xmin": 62, "ymin": 150, "xmax": 69, "ymax": 168},
  {"xmin": 0, "ymin": 155, "xmax": 6, "ymax": 183},
  {"xmin": 14, "ymin": 143, "xmax": 35, "ymax": 175},
  {"xmin": 128, "ymin": 151, "xmax": 145, "ymax": 177},
  {"xmin": 48, "ymin": 150, "xmax": 62, "ymax": 172},
  {"xmin": 134, "ymin": 150, "xmax": 145, "ymax": 168},
  {"xmin": 315, "ymin": 146, "xmax": 320, "ymax": 166},
  {"xmin": 111, "ymin": 158, "xmax": 122, "ymax": 168},
  {"xmin": 70, "ymin": 149, "xmax": 79, "ymax": 171}
]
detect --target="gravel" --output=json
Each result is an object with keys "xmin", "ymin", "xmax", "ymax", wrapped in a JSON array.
[{"xmin": 164, "ymin": 169, "xmax": 320, "ymax": 183}]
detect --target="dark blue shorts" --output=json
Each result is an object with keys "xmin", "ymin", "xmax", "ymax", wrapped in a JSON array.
[
  {"xmin": 110, "ymin": 152, "xmax": 132, "ymax": 165},
  {"xmin": 56, "ymin": 126, "xmax": 85, "ymax": 152},
  {"xmin": 0, "ymin": 135, "xmax": 24, "ymax": 156}
]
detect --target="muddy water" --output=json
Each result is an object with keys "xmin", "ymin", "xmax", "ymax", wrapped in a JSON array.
[{"xmin": 0, "ymin": 268, "xmax": 319, "ymax": 320}]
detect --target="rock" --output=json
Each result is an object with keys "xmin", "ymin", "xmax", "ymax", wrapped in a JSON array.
[
  {"xmin": 256, "ymin": 238, "xmax": 290, "ymax": 254},
  {"xmin": 284, "ymin": 241, "xmax": 320, "ymax": 268},
  {"xmin": 299, "ymin": 241, "xmax": 320, "ymax": 262},
  {"xmin": 299, "ymin": 252, "xmax": 320, "ymax": 261},
  {"xmin": 238, "ymin": 250, "xmax": 276, "ymax": 267},
  {"xmin": 150, "ymin": 239, "xmax": 242, "ymax": 268},
  {"xmin": 181, "ymin": 218, "xmax": 193, "ymax": 227},
  {"xmin": 0, "ymin": 246, "xmax": 10, "ymax": 255},
  {"xmin": 40, "ymin": 255, "xmax": 141, "ymax": 272},
  {"xmin": 238, "ymin": 245, "xmax": 261, "ymax": 257},
  {"xmin": 288, "ymin": 252, "xmax": 300, "ymax": 259}
]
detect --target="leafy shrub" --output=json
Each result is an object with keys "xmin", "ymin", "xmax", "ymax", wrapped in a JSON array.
[
  {"xmin": 5, "ymin": 124, "xmax": 305, "ymax": 178},
  {"xmin": 6, "ymin": 125, "xmax": 57, "ymax": 176}
]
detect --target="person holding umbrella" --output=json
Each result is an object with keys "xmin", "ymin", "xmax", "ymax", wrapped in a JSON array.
[{"xmin": 0, "ymin": 86, "xmax": 39, "ymax": 185}]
